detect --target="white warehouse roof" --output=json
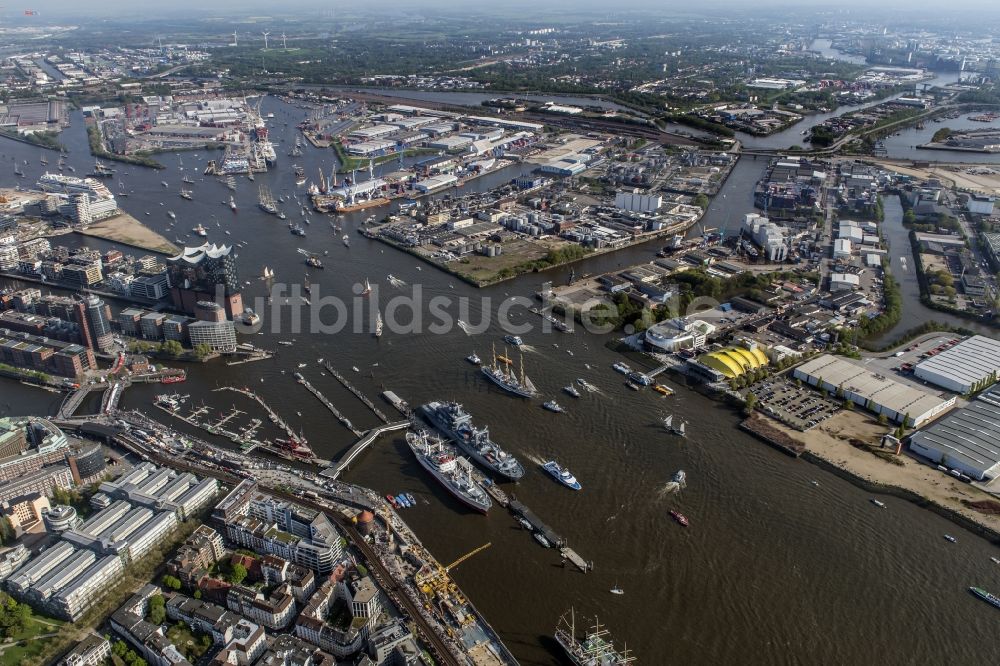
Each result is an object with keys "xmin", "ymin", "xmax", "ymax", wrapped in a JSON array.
[
  {"xmin": 914, "ymin": 335, "xmax": 1000, "ymax": 394},
  {"xmin": 793, "ymin": 354, "xmax": 955, "ymax": 427},
  {"xmin": 909, "ymin": 384, "xmax": 1000, "ymax": 480}
]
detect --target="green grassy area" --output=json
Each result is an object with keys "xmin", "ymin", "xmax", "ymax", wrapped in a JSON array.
[
  {"xmin": 0, "ymin": 602, "xmax": 65, "ymax": 666},
  {"xmin": 165, "ymin": 623, "xmax": 212, "ymax": 662}
]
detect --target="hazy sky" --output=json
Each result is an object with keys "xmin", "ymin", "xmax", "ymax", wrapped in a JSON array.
[{"xmin": 10, "ymin": 0, "xmax": 1000, "ymax": 20}]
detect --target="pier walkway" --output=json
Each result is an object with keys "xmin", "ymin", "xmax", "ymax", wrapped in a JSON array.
[
  {"xmin": 215, "ymin": 386, "xmax": 300, "ymax": 442},
  {"xmin": 295, "ymin": 374, "xmax": 363, "ymax": 436},
  {"xmin": 321, "ymin": 419, "xmax": 412, "ymax": 479},
  {"xmin": 324, "ymin": 363, "xmax": 389, "ymax": 423}
]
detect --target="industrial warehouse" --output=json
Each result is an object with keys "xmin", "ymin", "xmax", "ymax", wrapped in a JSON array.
[
  {"xmin": 913, "ymin": 335, "xmax": 1000, "ymax": 394},
  {"xmin": 793, "ymin": 354, "xmax": 956, "ymax": 427},
  {"xmin": 909, "ymin": 385, "xmax": 1000, "ymax": 481}
]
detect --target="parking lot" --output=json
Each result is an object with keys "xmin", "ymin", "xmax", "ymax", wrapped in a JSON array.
[
  {"xmin": 861, "ymin": 333, "xmax": 964, "ymax": 392},
  {"xmin": 750, "ymin": 376, "xmax": 842, "ymax": 431}
]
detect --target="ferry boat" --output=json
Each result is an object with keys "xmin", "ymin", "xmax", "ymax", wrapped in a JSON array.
[
  {"xmin": 944, "ymin": 534, "xmax": 957, "ymax": 543},
  {"xmin": 542, "ymin": 460, "xmax": 581, "ymax": 490},
  {"xmin": 612, "ymin": 361, "xmax": 632, "ymax": 375},
  {"xmin": 669, "ymin": 510, "xmax": 689, "ymax": 527},
  {"xmin": 405, "ymin": 431, "xmax": 492, "ymax": 513},
  {"xmin": 229, "ymin": 196, "xmax": 237, "ymax": 212},
  {"xmin": 970, "ymin": 586, "xmax": 1000, "ymax": 610},
  {"xmin": 870, "ymin": 498, "xmax": 887, "ymax": 509},
  {"xmin": 533, "ymin": 533, "xmax": 552, "ymax": 548},
  {"xmin": 543, "ymin": 400, "xmax": 564, "ymax": 413},
  {"xmin": 504, "ymin": 334, "xmax": 524, "ymax": 346},
  {"xmin": 563, "ymin": 385, "xmax": 581, "ymax": 398},
  {"xmin": 161, "ymin": 374, "xmax": 186, "ymax": 384},
  {"xmin": 373, "ymin": 313, "xmax": 383, "ymax": 338}
]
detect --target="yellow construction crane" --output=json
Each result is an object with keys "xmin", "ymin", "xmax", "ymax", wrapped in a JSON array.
[{"xmin": 445, "ymin": 542, "xmax": 491, "ymax": 573}]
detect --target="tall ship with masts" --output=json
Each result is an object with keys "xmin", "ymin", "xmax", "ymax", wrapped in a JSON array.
[
  {"xmin": 258, "ymin": 184, "xmax": 278, "ymax": 215},
  {"xmin": 555, "ymin": 609, "xmax": 635, "ymax": 666},
  {"xmin": 481, "ymin": 344, "xmax": 538, "ymax": 398},
  {"xmin": 419, "ymin": 401, "xmax": 525, "ymax": 481}
]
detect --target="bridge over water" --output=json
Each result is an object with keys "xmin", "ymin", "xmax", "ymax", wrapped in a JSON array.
[{"xmin": 320, "ymin": 420, "xmax": 412, "ymax": 479}]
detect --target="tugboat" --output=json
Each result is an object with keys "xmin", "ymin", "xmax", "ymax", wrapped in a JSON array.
[
  {"xmin": 563, "ymin": 385, "xmax": 581, "ymax": 398},
  {"xmin": 466, "ymin": 351, "xmax": 482, "ymax": 365},
  {"xmin": 542, "ymin": 460, "xmax": 581, "ymax": 490}
]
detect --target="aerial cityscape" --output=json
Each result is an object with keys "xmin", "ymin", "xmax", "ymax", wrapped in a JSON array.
[{"xmin": 1, "ymin": 1, "xmax": 1000, "ymax": 664}]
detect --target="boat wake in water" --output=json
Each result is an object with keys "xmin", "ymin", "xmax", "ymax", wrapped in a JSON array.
[
  {"xmin": 658, "ymin": 481, "xmax": 682, "ymax": 496},
  {"xmin": 457, "ymin": 320, "xmax": 475, "ymax": 335}
]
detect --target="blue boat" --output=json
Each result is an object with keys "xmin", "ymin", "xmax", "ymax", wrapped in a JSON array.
[
  {"xmin": 542, "ymin": 460, "xmax": 581, "ymax": 490},
  {"xmin": 396, "ymin": 495, "xmax": 409, "ymax": 508}
]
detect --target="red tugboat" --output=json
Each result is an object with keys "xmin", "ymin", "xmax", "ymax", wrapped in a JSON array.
[{"xmin": 669, "ymin": 510, "xmax": 689, "ymax": 527}]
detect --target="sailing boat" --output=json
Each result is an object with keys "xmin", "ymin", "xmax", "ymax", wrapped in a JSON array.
[
  {"xmin": 663, "ymin": 414, "xmax": 686, "ymax": 436},
  {"xmin": 261, "ymin": 267, "xmax": 274, "ymax": 280},
  {"xmin": 361, "ymin": 278, "xmax": 371, "ymax": 296},
  {"xmin": 39, "ymin": 151, "xmax": 48, "ymax": 166},
  {"xmin": 480, "ymin": 343, "xmax": 539, "ymax": 398},
  {"xmin": 373, "ymin": 312, "xmax": 383, "ymax": 338}
]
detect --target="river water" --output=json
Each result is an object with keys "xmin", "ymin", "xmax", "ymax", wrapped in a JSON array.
[{"xmin": 2, "ymin": 96, "xmax": 1000, "ymax": 664}]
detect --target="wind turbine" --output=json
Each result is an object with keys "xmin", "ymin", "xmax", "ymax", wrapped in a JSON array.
[
  {"xmin": 262, "ymin": 31, "xmax": 270, "ymax": 50},
  {"xmin": 281, "ymin": 33, "xmax": 287, "ymax": 49},
  {"xmin": 232, "ymin": 30, "xmax": 238, "ymax": 47}
]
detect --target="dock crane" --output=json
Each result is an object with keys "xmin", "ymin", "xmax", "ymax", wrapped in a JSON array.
[{"xmin": 444, "ymin": 542, "xmax": 491, "ymax": 573}]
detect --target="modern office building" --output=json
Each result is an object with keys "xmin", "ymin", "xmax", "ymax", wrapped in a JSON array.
[
  {"xmin": 166, "ymin": 243, "xmax": 243, "ymax": 318},
  {"xmin": 221, "ymin": 492, "xmax": 343, "ymax": 576}
]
